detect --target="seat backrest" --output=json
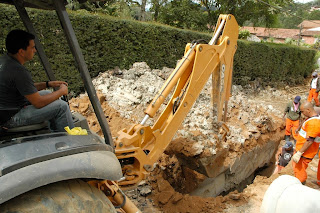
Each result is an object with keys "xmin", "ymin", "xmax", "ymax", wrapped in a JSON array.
[
  {"xmin": 0, "ymin": 108, "xmax": 48, "ymax": 133},
  {"xmin": 0, "ymin": 108, "xmax": 20, "ymax": 126}
]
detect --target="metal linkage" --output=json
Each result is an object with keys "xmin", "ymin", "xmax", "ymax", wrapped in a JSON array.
[{"xmin": 53, "ymin": 0, "xmax": 114, "ymax": 147}]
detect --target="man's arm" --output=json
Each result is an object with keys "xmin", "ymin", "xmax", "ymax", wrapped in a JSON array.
[
  {"xmin": 299, "ymin": 137, "xmax": 315, "ymax": 153},
  {"xmin": 295, "ymin": 120, "xmax": 303, "ymax": 134},
  {"xmin": 34, "ymin": 82, "xmax": 47, "ymax": 91},
  {"xmin": 295, "ymin": 112, "xmax": 304, "ymax": 134},
  {"xmin": 283, "ymin": 104, "xmax": 289, "ymax": 120},
  {"xmin": 275, "ymin": 147, "xmax": 281, "ymax": 163},
  {"xmin": 34, "ymin": 81, "xmax": 68, "ymax": 91},
  {"xmin": 292, "ymin": 137, "xmax": 314, "ymax": 163},
  {"xmin": 25, "ymin": 84, "xmax": 68, "ymax": 108}
]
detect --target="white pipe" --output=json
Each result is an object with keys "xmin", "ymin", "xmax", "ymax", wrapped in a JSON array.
[
  {"xmin": 140, "ymin": 114, "xmax": 149, "ymax": 125},
  {"xmin": 209, "ymin": 19, "xmax": 226, "ymax": 45},
  {"xmin": 261, "ymin": 175, "xmax": 320, "ymax": 213}
]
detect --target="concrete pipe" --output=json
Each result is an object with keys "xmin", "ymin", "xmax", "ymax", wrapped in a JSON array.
[{"xmin": 261, "ymin": 175, "xmax": 320, "ymax": 213}]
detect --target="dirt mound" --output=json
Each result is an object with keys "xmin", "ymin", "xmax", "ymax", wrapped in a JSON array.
[{"xmin": 69, "ymin": 94, "xmax": 133, "ymax": 136}]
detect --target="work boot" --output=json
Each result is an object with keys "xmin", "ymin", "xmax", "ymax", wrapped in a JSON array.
[{"xmin": 285, "ymin": 135, "xmax": 290, "ymax": 141}]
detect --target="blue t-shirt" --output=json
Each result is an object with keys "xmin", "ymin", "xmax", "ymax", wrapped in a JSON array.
[{"xmin": 0, "ymin": 54, "xmax": 37, "ymax": 123}]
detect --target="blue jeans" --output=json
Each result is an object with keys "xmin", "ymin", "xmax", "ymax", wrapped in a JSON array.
[{"xmin": 5, "ymin": 90, "xmax": 74, "ymax": 132}]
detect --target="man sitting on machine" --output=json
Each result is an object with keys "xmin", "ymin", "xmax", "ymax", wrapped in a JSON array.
[{"xmin": 0, "ymin": 29, "xmax": 74, "ymax": 132}]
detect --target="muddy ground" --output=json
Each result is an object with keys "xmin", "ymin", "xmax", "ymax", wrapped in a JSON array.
[{"xmin": 69, "ymin": 62, "xmax": 319, "ymax": 212}]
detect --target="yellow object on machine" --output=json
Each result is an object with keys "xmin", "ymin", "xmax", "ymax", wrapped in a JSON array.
[
  {"xmin": 115, "ymin": 14, "xmax": 239, "ymax": 187},
  {"xmin": 64, "ymin": 126, "xmax": 88, "ymax": 135}
]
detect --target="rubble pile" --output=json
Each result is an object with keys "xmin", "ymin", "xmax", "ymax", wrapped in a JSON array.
[
  {"xmin": 90, "ymin": 62, "xmax": 286, "ymax": 142},
  {"xmin": 91, "ymin": 62, "xmax": 172, "ymax": 124},
  {"xmin": 91, "ymin": 62, "xmax": 284, "ymax": 160}
]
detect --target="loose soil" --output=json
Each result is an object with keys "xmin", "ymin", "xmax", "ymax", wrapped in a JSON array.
[{"xmin": 69, "ymin": 62, "xmax": 319, "ymax": 212}]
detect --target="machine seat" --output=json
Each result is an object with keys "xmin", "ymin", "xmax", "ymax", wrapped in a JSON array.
[{"xmin": 6, "ymin": 121, "xmax": 48, "ymax": 133}]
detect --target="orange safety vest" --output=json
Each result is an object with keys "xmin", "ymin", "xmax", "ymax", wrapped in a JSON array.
[{"xmin": 295, "ymin": 116, "xmax": 320, "ymax": 159}]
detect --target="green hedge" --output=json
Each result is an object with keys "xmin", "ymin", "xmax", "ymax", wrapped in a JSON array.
[
  {"xmin": 234, "ymin": 41, "xmax": 316, "ymax": 86},
  {"xmin": 0, "ymin": 4, "xmax": 316, "ymax": 95}
]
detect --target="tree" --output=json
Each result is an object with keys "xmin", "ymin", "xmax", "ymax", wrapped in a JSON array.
[
  {"xmin": 198, "ymin": 0, "xmax": 218, "ymax": 28},
  {"xmin": 66, "ymin": 0, "xmax": 295, "ymax": 31},
  {"xmin": 128, "ymin": 0, "xmax": 149, "ymax": 21},
  {"xmin": 274, "ymin": 2, "xmax": 309, "ymax": 29},
  {"xmin": 150, "ymin": 0, "xmax": 168, "ymax": 21},
  {"xmin": 157, "ymin": 0, "xmax": 208, "ymax": 31},
  {"xmin": 308, "ymin": 10, "xmax": 320, "ymax": 20},
  {"xmin": 198, "ymin": 0, "xmax": 294, "ymax": 27}
]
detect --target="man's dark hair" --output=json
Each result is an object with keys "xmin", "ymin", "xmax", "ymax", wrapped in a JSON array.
[{"xmin": 6, "ymin": 29, "xmax": 35, "ymax": 54}]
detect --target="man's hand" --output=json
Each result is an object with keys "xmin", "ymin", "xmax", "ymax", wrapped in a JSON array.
[
  {"xmin": 49, "ymin": 81, "xmax": 68, "ymax": 88},
  {"xmin": 59, "ymin": 84, "xmax": 68, "ymax": 96},
  {"xmin": 26, "ymin": 83, "xmax": 68, "ymax": 109},
  {"xmin": 292, "ymin": 151, "xmax": 303, "ymax": 163}
]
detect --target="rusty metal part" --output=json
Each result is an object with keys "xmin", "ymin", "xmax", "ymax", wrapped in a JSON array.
[
  {"xmin": 87, "ymin": 180, "xmax": 141, "ymax": 213},
  {"xmin": 219, "ymin": 122, "xmax": 230, "ymax": 141},
  {"xmin": 285, "ymin": 86, "xmax": 309, "ymax": 95}
]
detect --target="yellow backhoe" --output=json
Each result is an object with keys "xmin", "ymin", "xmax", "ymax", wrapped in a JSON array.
[{"xmin": 114, "ymin": 14, "xmax": 239, "ymax": 188}]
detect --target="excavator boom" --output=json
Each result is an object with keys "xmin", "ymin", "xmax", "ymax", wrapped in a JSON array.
[{"xmin": 115, "ymin": 14, "xmax": 239, "ymax": 187}]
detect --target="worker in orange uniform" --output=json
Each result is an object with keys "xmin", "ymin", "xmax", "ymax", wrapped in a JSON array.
[
  {"xmin": 283, "ymin": 96, "xmax": 301, "ymax": 142},
  {"xmin": 307, "ymin": 71, "xmax": 320, "ymax": 106},
  {"xmin": 314, "ymin": 106, "xmax": 320, "ymax": 187},
  {"xmin": 292, "ymin": 102, "xmax": 320, "ymax": 184},
  {"xmin": 316, "ymin": 150, "xmax": 320, "ymax": 187}
]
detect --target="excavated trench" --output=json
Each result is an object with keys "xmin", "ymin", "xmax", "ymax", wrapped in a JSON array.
[{"xmin": 161, "ymin": 133, "xmax": 282, "ymax": 198}]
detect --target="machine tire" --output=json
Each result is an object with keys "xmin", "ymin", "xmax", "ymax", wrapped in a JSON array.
[{"xmin": 0, "ymin": 179, "xmax": 117, "ymax": 213}]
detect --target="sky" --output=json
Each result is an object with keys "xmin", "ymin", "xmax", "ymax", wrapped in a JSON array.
[{"xmin": 294, "ymin": 0, "xmax": 314, "ymax": 3}]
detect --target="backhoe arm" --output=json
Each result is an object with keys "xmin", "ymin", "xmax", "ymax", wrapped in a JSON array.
[{"xmin": 115, "ymin": 14, "xmax": 239, "ymax": 187}]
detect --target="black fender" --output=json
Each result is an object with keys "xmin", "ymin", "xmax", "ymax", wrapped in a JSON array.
[
  {"xmin": 0, "ymin": 150, "xmax": 122, "ymax": 204},
  {"xmin": 0, "ymin": 132, "xmax": 122, "ymax": 204}
]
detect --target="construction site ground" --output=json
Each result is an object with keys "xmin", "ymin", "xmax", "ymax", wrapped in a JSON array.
[{"xmin": 69, "ymin": 62, "xmax": 319, "ymax": 212}]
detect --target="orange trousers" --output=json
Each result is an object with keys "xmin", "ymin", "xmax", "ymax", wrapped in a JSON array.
[
  {"xmin": 293, "ymin": 157, "xmax": 312, "ymax": 183},
  {"xmin": 317, "ymin": 158, "xmax": 320, "ymax": 186},
  {"xmin": 308, "ymin": 88, "xmax": 320, "ymax": 106},
  {"xmin": 317, "ymin": 150, "xmax": 320, "ymax": 186},
  {"xmin": 285, "ymin": 118, "xmax": 299, "ymax": 139}
]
